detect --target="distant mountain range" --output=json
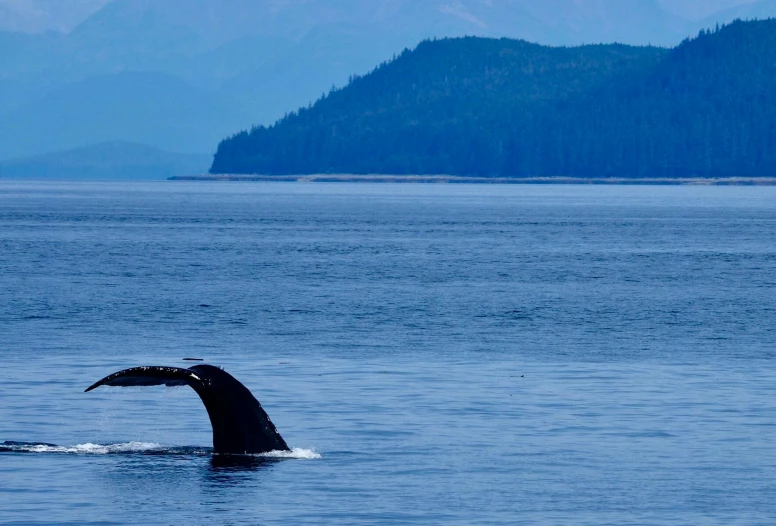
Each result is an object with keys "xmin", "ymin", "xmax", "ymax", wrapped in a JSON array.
[
  {"xmin": 211, "ymin": 19, "xmax": 776, "ymax": 179},
  {"xmin": 0, "ymin": 0, "xmax": 759, "ymax": 36},
  {"xmin": 657, "ymin": 0, "xmax": 759, "ymax": 20},
  {"xmin": 0, "ymin": 142, "xmax": 209, "ymax": 180},
  {"xmin": 2, "ymin": 0, "xmax": 776, "ymax": 179},
  {"xmin": 0, "ymin": 0, "xmax": 109, "ymax": 33}
]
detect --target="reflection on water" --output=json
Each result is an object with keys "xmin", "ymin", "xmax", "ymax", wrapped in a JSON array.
[
  {"xmin": 209, "ymin": 454, "xmax": 280, "ymax": 472},
  {"xmin": 206, "ymin": 456, "xmax": 280, "ymax": 490}
]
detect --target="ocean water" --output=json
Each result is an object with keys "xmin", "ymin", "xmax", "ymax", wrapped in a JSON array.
[{"xmin": 1, "ymin": 181, "xmax": 774, "ymax": 525}]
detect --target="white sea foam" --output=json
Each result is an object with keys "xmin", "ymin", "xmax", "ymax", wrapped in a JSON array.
[
  {"xmin": 21, "ymin": 441, "xmax": 163, "ymax": 454},
  {"xmin": 260, "ymin": 447, "xmax": 321, "ymax": 460},
  {"xmin": 3, "ymin": 441, "xmax": 321, "ymax": 459}
]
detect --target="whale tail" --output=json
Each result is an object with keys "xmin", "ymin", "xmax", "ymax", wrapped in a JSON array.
[{"xmin": 85, "ymin": 365, "xmax": 289, "ymax": 455}]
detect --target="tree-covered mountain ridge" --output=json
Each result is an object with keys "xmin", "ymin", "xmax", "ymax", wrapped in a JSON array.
[{"xmin": 211, "ymin": 19, "xmax": 776, "ymax": 179}]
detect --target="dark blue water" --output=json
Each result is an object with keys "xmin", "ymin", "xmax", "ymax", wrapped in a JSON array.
[{"xmin": 1, "ymin": 181, "xmax": 775, "ymax": 525}]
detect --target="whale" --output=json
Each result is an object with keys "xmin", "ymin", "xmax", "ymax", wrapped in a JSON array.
[{"xmin": 85, "ymin": 364, "xmax": 289, "ymax": 455}]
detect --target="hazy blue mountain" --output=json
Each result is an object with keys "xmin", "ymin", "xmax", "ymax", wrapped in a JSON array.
[
  {"xmin": 0, "ymin": 141, "xmax": 210, "ymax": 180},
  {"xmin": 699, "ymin": 0, "xmax": 776, "ymax": 28},
  {"xmin": 658, "ymin": 0, "xmax": 757, "ymax": 20},
  {"xmin": 0, "ymin": 0, "xmax": 698, "ymax": 89},
  {"xmin": 0, "ymin": 0, "xmax": 109, "ymax": 33},
  {"xmin": 0, "ymin": 72, "xmax": 249, "ymax": 159},
  {"xmin": 0, "ymin": 0, "xmax": 769, "ymax": 172},
  {"xmin": 508, "ymin": 0, "xmax": 684, "ymax": 45}
]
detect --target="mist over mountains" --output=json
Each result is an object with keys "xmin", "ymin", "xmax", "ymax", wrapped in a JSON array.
[{"xmin": 1, "ymin": 0, "xmax": 773, "ymax": 174}]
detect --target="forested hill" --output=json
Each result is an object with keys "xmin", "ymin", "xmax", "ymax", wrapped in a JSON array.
[{"xmin": 210, "ymin": 19, "xmax": 776, "ymax": 179}]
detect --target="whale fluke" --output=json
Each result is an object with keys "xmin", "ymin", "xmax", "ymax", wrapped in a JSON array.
[{"xmin": 85, "ymin": 365, "xmax": 289, "ymax": 455}]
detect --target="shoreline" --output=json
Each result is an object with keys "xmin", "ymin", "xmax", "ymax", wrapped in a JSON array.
[{"xmin": 169, "ymin": 174, "xmax": 776, "ymax": 185}]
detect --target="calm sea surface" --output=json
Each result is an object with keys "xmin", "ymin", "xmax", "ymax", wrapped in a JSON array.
[{"xmin": 1, "ymin": 181, "xmax": 775, "ymax": 525}]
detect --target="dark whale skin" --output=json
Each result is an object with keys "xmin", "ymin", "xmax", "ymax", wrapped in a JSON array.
[{"xmin": 86, "ymin": 364, "xmax": 289, "ymax": 455}]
